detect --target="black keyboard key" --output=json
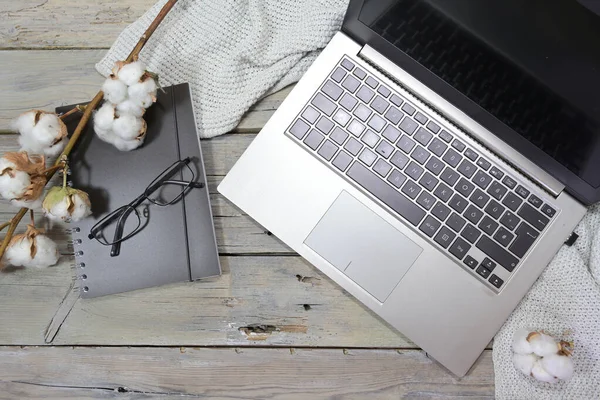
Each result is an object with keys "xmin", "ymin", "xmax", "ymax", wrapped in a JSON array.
[
  {"xmin": 502, "ymin": 192, "xmax": 523, "ymax": 211},
  {"xmin": 341, "ymin": 59, "xmax": 354, "ymax": 70},
  {"xmin": 365, "ymin": 76, "xmax": 379, "ymax": 89},
  {"xmin": 353, "ymin": 67, "xmax": 366, "ymax": 80},
  {"xmin": 304, "ymin": 130, "xmax": 324, "ymax": 150},
  {"xmin": 411, "ymin": 146, "xmax": 431, "ymax": 165},
  {"xmin": 425, "ymin": 156, "xmax": 444, "ymax": 176},
  {"xmin": 419, "ymin": 172, "xmax": 439, "ymax": 191},
  {"xmin": 357, "ymin": 86, "xmax": 375, "ymax": 103},
  {"xmin": 494, "ymin": 227, "xmax": 514, "ymax": 247},
  {"xmin": 449, "ymin": 194, "xmax": 469, "ymax": 213},
  {"xmin": 442, "ymin": 148, "xmax": 462, "ymax": 167},
  {"xmin": 470, "ymin": 189, "xmax": 490, "ymax": 208},
  {"xmin": 402, "ymin": 180, "xmax": 422, "ymax": 199},
  {"xmin": 342, "ymin": 75, "xmax": 360, "ymax": 93},
  {"xmin": 489, "ymin": 274, "xmax": 504, "ymax": 289},
  {"xmin": 447, "ymin": 213, "xmax": 466, "ymax": 232},
  {"xmin": 541, "ymin": 204, "xmax": 556, "ymax": 218},
  {"xmin": 489, "ymin": 167, "xmax": 504, "ymax": 180},
  {"xmin": 353, "ymin": 104, "xmax": 372, "ymax": 122},
  {"xmin": 382, "ymin": 125, "xmax": 401, "ymax": 143},
  {"xmin": 397, "ymin": 135, "xmax": 416, "ymax": 154},
  {"xmin": 330, "ymin": 127, "xmax": 348, "ymax": 145},
  {"xmin": 487, "ymin": 181, "xmax": 508, "ymax": 201},
  {"xmin": 464, "ymin": 255, "xmax": 478, "ymax": 269},
  {"xmin": 457, "ymin": 159, "xmax": 477, "ymax": 178},
  {"xmin": 464, "ymin": 148, "xmax": 478, "ymax": 161},
  {"xmin": 485, "ymin": 200, "xmax": 505, "ymax": 220},
  {"xmin": 322, "ymin": 80, "xmax": 343, "ymax": 101},
  {"xmin": 431, "ymin": 202, "xmax": 451, "ymax": 221},
  {"xmin": 318, "ymin": 140, "xmax": 338, "ymax": 161},
  {"xmin": 456, "ymin": 178, "xmax": 475, "ymax": 197},
  {"xmin": 316, "ymin": 117, "xmax": 334, "ymax": 134},
  {"xmin": 414, "ymin": 112, "xmax": 428, "ymax": 124},
  {"xmin": 302, "ymin": 106, "xmax": 320, "ymax": 124},
  {"xmin": 452, "ymin": 139, "xmax": 466, "ymax": 152},
  {"xmin": 376, "ymin": 140, "xmax": 394, "ymax": 159},
  {"xmin": 372, "ymin": 96, "xmax": 390, "ymax": 114},
  {"xmin": 473, "ymin": 170, "xmax": 493, "ymax": 190},
  {"xmin": 476, "ymin": 265, "xmax": 491, "ymax": 279},
  {"xmin": 339, "ymin": 93, "xmax": 358, "ymax": 111},
  {"xmin": 390, "ymin": 94, "xmax": 403, "ymax": 107},
  {"xmin": 476, "ymin": 236, "xmax": 519, "ymax": 272},
  {"xmin": 528, "ymin": 194, "xmax": 543, "ymax": 208},
  {"xmin": 361, "ymin": 130, "xmax": 379, "ymax": 147},
  {"xmin": 464, "ymin": 205, "xmax": 484, "ymax": 224},
  {"xmin": 347, "ymin": 162, "xmax": 426, "ymax": 226},
  {"xmin": 482, "ymin": 258, "xmax": 496, "ymax": 271},
  {"xmin": 377, "ymin": 85, "xmax": 391, "ymax": 97},
  {"xmin": 438, "ymin": 130, "xmax": 453, "ymax": 143},
  {"xmin": 399, "ymin": 118, "xmax": 419, "ymax": 135},
  {"xmin": 476, "ymin": 158, "xmax": 491, "ymax": 171},
  {"xmin": 500, "ymin": 210, "xmax": 520, "ymax": 231},
  {"xmin": 461, "ymin": 224, "xmax": 482, "ymax": 244},
  {"xmin": 434, "ymin": 183, "xmax": 453, "ymax": 202},
  {"xmin": 509, "ymin": 222, "xmax": 539, "ymax": 258},
  {"xmin": 515, "ymin": 185, "xmax": 530, "ymax": 199},
  {"xmin": 387, "ymin": 169, "xmax": 407, "ymax": 188},
  {"xmin": 333, "ymin": 108, "xmax": 352, "ymax": 127},
  {"xmin": 449, "ymin": 237, "xmax": 471, "ymax": 260},
  {"xmin": 331, "ymin": 67, "xmax": 346, "ymax": 83},
  {"xmin": 401, "ymin": 103, "xmax": 416, "ymax": 115},
  {"xmin": 502, "ymin": 176, "xmax": 517, "ymax": 189},
  {"xmin": 440, "ymin": 167, "xmax": 460, "ymax": 186},
  {"xmin": 332, "ymin": 151, "xmax": 352, "ymax": 172},
  {"xmin": 417, "ymin": 191, "xmax": 436, "ymax": 210},
  {"xmin": 428, "ymin": 138, "xmax": 447, "ymax": 157},
  {"xmin": 435, "ymin": 226, "xmax": 456, "ymax": 249},
  {"xmin": 347, "ymin": 120, "xmax": 366, "ymax": 137},
  {"xmin": 373, "ymin": 159, "xmax": 392, "ymax": 177},
  {"xmin": 479, "ymin": 216, "xmax": 499, "ymax": 235},
  {"xmin": 384, "ymin": 107, "xmax": 403, "ymax": 125},
  {"xmin": 390, "ymin": 151, "xmax": 409, "ymax": 169},
  {"xmin": 419, "ymin": 215, "xmax": 441, "ymax": 237},
  {"xmin": 518, "ymin": 203, "xmax": 549, "ymax": 231},
  {"xmin": 359, "ymin": 148, "xmax": 377, "ymax": 166},
  {"xmin": 427, "ymin": 121, "xmax": 440, "ymax": 133},
  {"xmin": 414, "ymin": 128, "xmax": 433, "ymax": 146},
  {"xmin": 344, "ymin": 137, "xmax": 363, "ymax": 156},
  {"xmin": 290, "ymin": 119, "xmax": 310, "ymax": 139},
  {"xmin": 367, "ymin": 114, "xmax": 386, "ymax": 132},
  {"xmin": 406, "ymin": 162, "xmax": 424, "ymax": 180}
]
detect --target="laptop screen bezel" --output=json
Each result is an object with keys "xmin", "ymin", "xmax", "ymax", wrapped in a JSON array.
[{"xmin": 341, "ymin": 0, "xmax": 597, "ymax": 205}]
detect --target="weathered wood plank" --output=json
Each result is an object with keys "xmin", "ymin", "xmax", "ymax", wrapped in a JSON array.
[
  {"xmin": 0, "ymin": 346, "xmax": 495, "ymax": 399},
  {"xmin": 0, "ymin": 50, "xmax": 289, "ymax": 133},
  {"xmin": 0, "ymin": 0, "xmax": 155, "ymax": 49}
]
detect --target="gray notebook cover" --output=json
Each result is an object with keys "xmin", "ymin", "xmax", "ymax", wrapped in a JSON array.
[{"xmin": 58, "ymin": 83, "xmax": 221, "ymax": 298}]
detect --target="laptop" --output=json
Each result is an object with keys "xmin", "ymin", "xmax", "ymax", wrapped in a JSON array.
[{"xmin": 219, "ymin": 0, "xmax": 600, "ymax": 376}]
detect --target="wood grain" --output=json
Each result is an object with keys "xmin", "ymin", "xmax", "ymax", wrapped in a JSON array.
[
  {"xmin": 0, "ymin": 346, "xmax": 495, "ymax": 399},
  {"xmin": 0, "ymin": 50, "xmax": 291, "ymax": 133}
]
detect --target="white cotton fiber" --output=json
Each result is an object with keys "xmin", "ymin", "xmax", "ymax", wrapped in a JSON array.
[
  {"xmin": 11, "ymin": 111, "xmax": 36, "ymax": 136},
  {"xmin": 11, "ymin": 197, "xmax": 43, "ymax": 210},
  {"xmin": 94, "ymin": 103, "xmax": 117, "ymax": 131},
  {"xmin": 128, "ymin": 78, "xmax": 157, "ymax": 101},
  {"xmin": 28, "ymin": 235, "xmax": 60, "ymax": 268},
  {"xmin": 116, "ymin": 99, "xmax": 145, "ymax": 117},
  {"xmin": 43, "ymin": 137, "xmax": 67, "ymax": 158},
  {"xmin": 113, "ymin": 114, "xmax": 143, "ymax": 140},
  {"xmin": 4, "ymin": 237, "xmax": 33, "ymax": 267},
  {"xmin": 117, "ymin": 61, "xmax": 146, "ymax": 86},
  {"xmin": 3, "ymin": 232, "xmax": 59, "ymax": 269},
  {"xmin": 112, "ymin": 136, "xmax": 144, "ymax": 152},
  {"xmin": 0, "ymin": 158, "xmax": 30, "ymax": 200},
  {"xmin": 102, "ymin": 77, "xmax": 128, "ymax": 104},
  {"xmin": 30, "ymin": 113, "xmax": 63, "ymax": 146}
]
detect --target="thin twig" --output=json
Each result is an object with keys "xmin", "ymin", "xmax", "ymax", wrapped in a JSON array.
[
  {"xmin": 0, "ymin": 221, "xmax": 11, "ymax": 232},
  {"xmin": 58, "ymin": 107, "xmax": 80, "ymax": 120},
  {"xmin": 0, "ymin": 0, "xmax": 180, "ymax": 262},
  {"xmin": 30, "ymin": 209, "xmax": 34, "ymax": 227}
]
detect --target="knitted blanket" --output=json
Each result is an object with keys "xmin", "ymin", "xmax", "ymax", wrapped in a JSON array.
[{"xmin": 97, "ymin": 1, "xmax": 600, "ymax": 397}]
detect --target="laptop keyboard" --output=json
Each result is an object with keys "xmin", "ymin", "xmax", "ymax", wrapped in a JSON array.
[{"xmin": 287, "ymin": 57, "xmax": 559, "ymax": 291}]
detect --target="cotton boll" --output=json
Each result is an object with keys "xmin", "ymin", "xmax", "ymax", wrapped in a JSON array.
[
  {"xmin": 513, "ymin": 353, "xmax": 538, "ymax": 376},
  {"xmin": 4, "ymin": 236, "xmax": 33, "ymax": 267},
  {"xmin": 11, "ymin": 111, "xmax": 36, "ymax": 136},
  {"xmin": 3, "ymin": 225, "xmax": 60, "ymax": 269},
  {"xmin": 43, "ymin": 186, "xmax": 92, "ymax": 222},
  {"xmin": 30, "ymin": 113, "xmax": 66, "ymax": 147},
  {"xmin": 129, "ymin": 93, "xmax": 154, "ymax": 109},
  {"xmin": 102, "ymin": 77, "xmax": 128, "ymax": 104},
  {"xmin": 0, "ymin": 153, "xmax": 46, "ymax": 202},
  {"xmin": 0, "ymin": 158, "xmax": 31, "ymax": 200},
  {"xmin": 94, "ymin": 102, "xmax": 117, "ymax": 131},
  {"xmin": 113, "ymin": 114, "xmax": 145, "ymax": 140},
  {"xmin": 43, "ymin": 137, "xmax": 67, "ymax": 158},
  {"xmin": 512, "ymin": 328, "xmax": 534, "ymax": 355},
  {"xmin": 116, "ymin": 61, "xmax": 146, "ymax": 86},
  {"xmin": 541, "ymin": 354, "xmax": 574, "ymax": 381},
  {"xmin": 531, "ymin": 360, "xmax": 559, "ymax": 383},
  {"xmin": 128, "ymin": 77, "xmax": 157, "ymax": 101},
  {"xmin": 116, "ymin": 100, "xmax": 145, "ymax": 118},
  {"xmin": 112, "ymin": 136, "xmax": 144, "ymax": 152},
  {"xmin": 529, "ymin": 332, "xmax": 559, "ymax": 357},
  {"xmin": 26, "ymin": 234, "xmax": 60, "ymax": 268}
]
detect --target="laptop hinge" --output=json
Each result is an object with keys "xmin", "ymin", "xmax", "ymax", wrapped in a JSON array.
[{"xmin": 358, "ymin": 45, "xmax": 565, "ymax": 198}]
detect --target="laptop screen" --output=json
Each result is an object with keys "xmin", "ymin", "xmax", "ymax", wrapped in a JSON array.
[{"xmin": 358, "ymin": 0, "xmax": 600, "ymax": 188}]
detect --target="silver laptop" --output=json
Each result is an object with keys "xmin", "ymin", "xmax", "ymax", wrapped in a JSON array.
[{"xmin": 219, "ymin": 0, "xmax": 600, "ymax": 376}]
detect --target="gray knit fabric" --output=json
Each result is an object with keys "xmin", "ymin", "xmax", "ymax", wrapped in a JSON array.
[
  {"xmin": 96, "ymin": 0, "xmax": 349, "ymax": 138},
  {"xmin": 98, "ymin": 1, "xmax": 600, "ymax": 397}
]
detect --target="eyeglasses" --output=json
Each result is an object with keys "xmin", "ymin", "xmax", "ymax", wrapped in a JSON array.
[{"xmin": 88, "ymin": 157, "xmax": 204, "ymax": 257}]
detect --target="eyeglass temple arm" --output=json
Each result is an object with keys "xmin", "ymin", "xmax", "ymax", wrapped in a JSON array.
[
  {"xmin": 162, "ymin": 180, "xmax": 204, "ymax": 188},
  {"xmin": 109, "ymin": 194, "xmax": 146, "ymax": 257}
]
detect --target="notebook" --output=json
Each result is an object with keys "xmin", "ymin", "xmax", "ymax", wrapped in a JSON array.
[{"xmin": 57, "ymin": 83, "xmax": 221, "ymax": 298}]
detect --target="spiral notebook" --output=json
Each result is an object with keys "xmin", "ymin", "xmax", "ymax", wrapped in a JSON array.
[{"xmin": 57, "ymin": 83, "xmax": 221, "ymax": 298}]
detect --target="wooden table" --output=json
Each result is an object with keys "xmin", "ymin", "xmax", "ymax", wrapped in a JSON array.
[{"xmin": 0, "ymin": 1, "xmax": 494, "ymax": 398}]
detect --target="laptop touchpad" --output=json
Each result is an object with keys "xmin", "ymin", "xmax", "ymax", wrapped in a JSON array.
[{"xmin": 304, "ymin": 191, "xmax": 422, "ymax": 302}]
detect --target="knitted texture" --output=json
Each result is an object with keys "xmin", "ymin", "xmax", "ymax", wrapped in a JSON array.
[
  {"xmin": 494, "ymin": 204, "xmax": 600, "ymax": 399},
  {"xmin": 96, "ymin": 0, "xmax": 349, "ymax": 138}
]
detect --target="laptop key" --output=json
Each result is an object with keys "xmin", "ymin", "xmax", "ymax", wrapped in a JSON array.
[
  {"xmin": 485, "ymin": 200, "xmax": 505, "ymax": 220},
  {"xmin": 515, "ymin": 185, "xmax": 530, "ymax": 199},
  {"xmin": 476, "ymin": 265, "xmax": 491, "ymax": 279},
  {"xmin": 357, "ymin": 86, "xmax": 375, "ymax": 103},
  {"xmin": 433, "ymin": 183, "xmax": 453, "ymax": 202},
  {"xmin": 440, "ymin": 167, "xmax": 460, "ymax": 186},
  {"xmin": 487, "ymin": 181, "xmax": 508, "ymax": 200},
  {"xmin": 500, "ymin": 210, "xmax": 520, "ymax": 231},
  {"xmin": 464, "ymin": 205, "xmax": 484, "ymax": 224},
  {"xmin": 419, "ymin": 172, "xmax": 439, "ymax": 192},
  {"xmin": 494, "ymin": 227, "xmax": 514, "ymax": 247},
  {"xmin": 376, "ymin": 140, "xmax": 394, "ymax": 159},
  {"xmin": 489, "ymin": 274, "xmax": 504, "ymax": 289},
  {"xmin": 333, "ymin": 109, "xmax": 352, "ymax": 127},
  {"xmin": 541, "ymin": 203, "xmax": 556, "ymax": 218},
  {"xmin": 411, "ymin": 146, "xmax": 431, "ymax": 165},
  {"xmin": 406, "ymin": 162, "xmax": 424, "ymax": 180},
  {"xmin": 449, "ymin": 237, "xmax": 471, "ymax": 260},
  {"xmin": 346, "ymin": 162, "xmax": 426, "ymax": 226},
  {"xmin": 390, "ymin": 94, "xmax": 403, "ymax": 107},
  {"xmin": 353, "ymin": 67, "xmax": 366, "ymax": 80},
  {"xmin": 442, "ymin": 148, "xmax": 462, "ymax": 167},
  {"xmin": 401, "ymin": 102, "xmax": 416, "ymax": 115},
  {"xmin": 414, "ymin": 112, "xmax": 428, "ymax": 125},
  {"xmin": 322, "ymin": 80, "xmax": 343, "ymax": 101},
  {"xmin": 316, "ymin": 117, "xmax": 334, "ymax": 134},
  {"xmin": 344, "ymin": 137, "xmax": 363, "ymax": 156},
  {"xmin": 434, "ymin": 226, "xmax": 456, "ymax": 249},
  {"xmin": 317, "ymin": 140, "xmax": 338, "ymax": 161},
  {"xmin": 384, "ymin": 107, "xmax": 404, "ymax": 125},
  {"xmin": 414, "ymin": 128, "xmax": 433, "ymax": 146},
  {"xmin": 509, "ymin": 222, "xmax": 539, "ymax": 257},
  {"xmin": 303, "ymin": 129, "xmax": 324, "ymax": 150},
  {"xmin": 428, "ymin": 138, "xmax": 447, "ymax": 157},
  {"xmin": 365, "ymin": 76, "xmax": 379, "ymax": 89},
  {"xmin": 341, "ymin": 59, "xmax": 354, "ymax": 70},
  {"xmin": 331, "ymin": 67, "xmax": 346, "ymax": 83},
  {"xmin": 489, "ymin": 167, "xmax": 504, "ymax": 180},
  {"xmin": 361, "ymin": 130, "xmax": 380, "ymax": 148},
  {"xmin": 476, "ymin": 158, "xmax": 491, "ymax": 171},
  {"xmin": 456, "ymin": 178, "xmax": 475, "ymax": 197},
  {"xmin": 332, "ymin": 151, "xmax": 352, "ymax": 172},
  {"xmin": 359, "ymin": 148, "xmax": 377, "ymax": 166},
  {"xmin": 457, "ymin": 159, "xmax": 476, "ymax": 178},
  {"xmin": 387, "ymin": 169, "xmax": 407, "ymax": 188},
  {"xmin": 502, "ymin": 192, "xmax": 523, "ymax": 211},
  {"xmin": 449, "ymin": 194, "xmax": 469, "ymax": 213},
  {"xmin": 372, "ymin": 96, "xmax": 390, "ymax": 114},
  {"xmin": 431, "ymin": 202, "xmax": 451, "ymax": 221},
  {"xmin": 339, "ymin": 93, "xmax": 358, "ymax": 111},
  {"xmin": 470, "ymin": 189, "xmax": 490, "ymax": 208},
  {"xmin": 417, "ymin": 191, "xmax": 436, "ymax": 210},
  {"xmin": 452, "ymin": 139, "xmax": 466, "ymax": 152},
  {"xmin": 373, "ymin": 159, "xmax": 392, "ymax": 177},
  {"xmin": 302, "ymin": 106, "xmax": 320, "ymax": 124},
  {"xmin": 502, "ymin": 176, "xmax": 517, "ymax": 189},
  {"xmin": 479, "ymin": 216, "xmax": 499, "ymax": 235},
  {"xmin": 367, "ymin": 114, "xmax": 386, "ymax": 132},
  {"xmin": 290, "ymin": 119, "xmax": 310, "ymax": 139},
  {"xmin": 382, "ymin": 125, "xmax": 401, "ymax": 143},
  {"xmin": 464, "ymin": 255, "xmax": 478, "ymax": 269},
  {"xmin": 419, "ymin": 215, "xmax": 441, "ymax": 237},
  {"xmin": 528, "ymin": 194, "xmax": 543, "ymax": 208},
  {"xmin": 390, "ymin": 151, "xmax": 409, "ymax": 169},
  {"xmin": 425, "ymin": 156, "xmax": 444, "ymax": 176},
  {"xmin": 518, "ymin": 203, "xmax": 549, "ymax": 231},
  {"xmin": 482, "ymin": 258, "xmax": 496, "ymax": 271},
  {"xmin": 347, "ymin": 120, "xmax": 366, "ymax": 137},
  {"xmin": 397, "ymin": 135, "xmax": 416, "ymax": 154},
  {"xmin": 377, "ymin": 85, "xmax": 391, "ymax": 98},
  {"xmin": 464, "ymin": 148, "xmax": 478, "ymax": 161},
  {"xmin": 402, "ymin": 180, "xmax": 422, "ymax": 199},
  {"xmin": 461, "ymin": 224, "xmax": 482, "ymax": 244},
  {"xmin": 438, "ymin": 130, "xmax": 453, "ymax": 143},
  {"xmin": 473, "ymin": 170, "xmax": 493, "ymax": 190},
  {"xmin": 447, "ymin": 212, "xmax": 466, "ymax": 232},
  {"xmin": 399, "ymin": 118, "xmax": 419, "ymax": 135},
  {"xmin": 353, "ymin": 104, "xmax": 372, "ymax": 122},
  {"xmin": 476, "ymin": 236, "xmax": 519, "ymax": 272},
  {"xmin": 330, "ymin": 127, "xmax": 348, "ymax": 145},
  {"xmin": 311, "ymin": 93, "xmax": 336, "ymax": 116},
  {"xmin": 341, "ymin": 75, "xmax": 360, "ymax": 93},
  {"xmin": 426, "ymin": 121, "xmax": 440, "ymax": 133}
]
